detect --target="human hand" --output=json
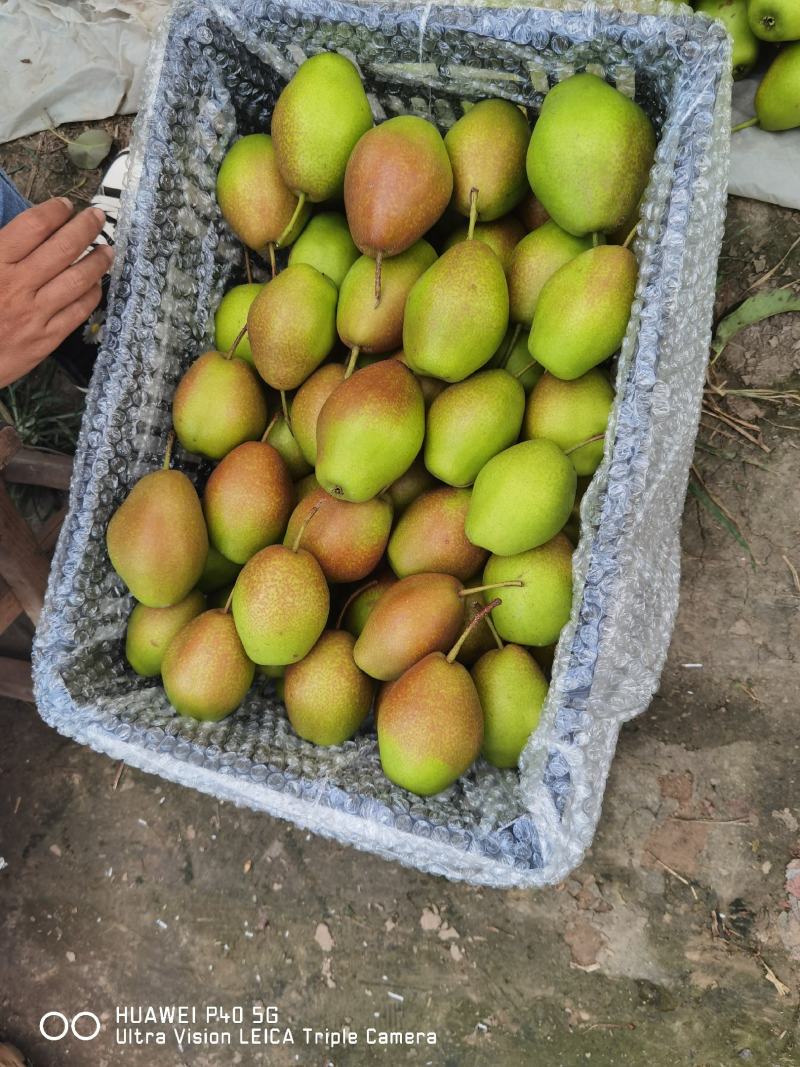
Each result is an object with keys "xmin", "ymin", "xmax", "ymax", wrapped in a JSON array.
[{"xmin": 0, "ymin": 197, "xmax": 113, "ymax": 388}]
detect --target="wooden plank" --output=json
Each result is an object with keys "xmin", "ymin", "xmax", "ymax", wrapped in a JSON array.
[
  {"xmin": 0, "ymin": 481, "xmax": 51, "ymax": 624},
  {"xmin": 0, "ymin": 506, "xmax": 67, "ymax": 633},
  {"xmin": 5, "ymin": 447, "xmax": 73, "ymax": 491},
  {"xmin": 0, "ymin": 423, "xmax": 22, "ymax": 470},
  {"xmin": 0, "ymin": 657, "xmax": 34, "ymax": 702}
]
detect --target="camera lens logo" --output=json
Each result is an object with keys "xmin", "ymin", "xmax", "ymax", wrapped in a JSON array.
[{"xmin": 40, "ymin": 1012, "xmax": 101, "ymax": 1042}]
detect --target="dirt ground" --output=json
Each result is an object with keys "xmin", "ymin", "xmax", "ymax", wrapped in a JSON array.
[{"xmin": 1, "ymin": 122, "xmax": 799, "ymax": 1067}]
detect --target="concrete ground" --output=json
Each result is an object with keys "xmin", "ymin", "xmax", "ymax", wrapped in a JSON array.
[{"xmin": 1, "ymin": 127, "xmax": 799, "ymax": 1067}]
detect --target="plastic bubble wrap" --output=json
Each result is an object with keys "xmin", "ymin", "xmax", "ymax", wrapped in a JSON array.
[{"xmin": 32, "ymin": 0, "xmax": 731, "ymax": 888}]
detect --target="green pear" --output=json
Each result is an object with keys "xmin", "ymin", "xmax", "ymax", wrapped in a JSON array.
[
  {"xmin": 755, "ymin": 43, "xmax": 800, "ymax": 131},
  {"xmin": 172, "ymin": 351, "xmax": 268, "ymax": 460},
  {"xmin": 424, "ymin": 369, "xmax": 525, "ymax": 487},
  {"xmin": 214, "ymin": 283, "xmax": 263, "ymax": 364},
  {"xmin": 337, "ymin": 241, "xmax": 437, "ymax": 357},
  {"xmin": 388, "ymin": 487, "xmax": 488, "ymax": 582},
  {"xmin": 272, "ymin": 53, "xmax": 373, "ymax": 205},
  {"xmin": 291, "ymin": 363, "xmax": 346, "ymax": 466},
  {"xmin": 500, "ymin": 330, "xmax": 543, "ymax": 392},
  {"xmin": 296, "ymin": 472, "xmax": 321, "ymax": 500},
  {"xmin": 466, "ymin": 440, "xmax": 576, "ymax": 555},
  {"xmin": 283, "ymin": 486, "xmax": 392, "ymax": 583},
  {"xmin": 393, "ymin": 352, "xmax": 446, "ymax": 408},
  {"xmin": 288, "ymin": 212, "xmax": 359, "ymax": 287},
  {"xmin": 339, "ymin": 572, "xmax": 396, "ymax": 637},
  {"xmin": 107, "ymin": 466, "xmax": 208, "ymax": 607},
  {"xmin": 315, "ymin": 360, "xmax": 425, "ymax": 503},
  {"xmin": 247, "ymin": 264, "xmax": 337, "ymax": 390},
  {"xmin": 523, "ymin": 370, "xmax": 614, "ymax": 476},
  {"xmin": 482, "ymin": 534, "xmax": 573, "ymax": 646},
  {"xmin": 385, "ymin": 456, "xmax": 438, "ymax": 516},
  {"xmin": 125, "ymin": 590, "xmax": 206, "ymax": 677},
  {"xmin": 403, "ymin": 241, "xmax": 509, "ymax": 382},
  {"xmin": 445, "ymin": 99, "xmax": 530, "ymax": 224},
  {"xmin": 516, "ymin": 191, "xmax": 550, "ymax": 231},
  {"xmin": 472, "ymin": 643, "xmax": 548, "ymax": 768},
  {"xmin": 529, "ymin": 245, "xmax": 638, "ymax": 380},
  {"xmin": 527, "ymin": 73, "xmax": 656, "ymax": 237},
  {"xmin": 748, "ymin": 0, "xmax": 800, "ymax": 41},
  {"xmin": 162, "ymin": 609, "xmax": 254, "ymax": 721},
  {"xmin": 203, "ymin": 439, "xmax": 294, "ymax": 564},
  {"xmin": 215, "ymin": 134, "xmax": 309, "ymax": 252},
  {"xmin": 508, "ymin": 221, "xmax": 595, "ymax": 326},
  {"xmin": 442, "ymin": 215, "xmax": 527, "ymax": 274},
  {"xmin": 197, "ymin": 544, "xmax": 241, "ymax": 593},
  {"xmin": 696, "ymin": 0, "xmax": 759, "ymax": 78},
  {"xmin": 284, "ymin": 630, "xmax": 374, "ymax": 745},
  {"xmin": 263, "ymin": 413, "xmax": 311, "ymax": 480}
]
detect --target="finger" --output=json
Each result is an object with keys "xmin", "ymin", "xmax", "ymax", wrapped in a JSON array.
[
  {"xmin": 0, "ymin": 197, "xmax": 74, "ymax": 264},
  {"xmin": 44, "ymin": 282, "xmax": 103, "ymax": 348},
  {"xmin": 36, "ymin": 245, "xmax": 113, "ymax": 316},
  {"xmin": 25, "ymin": 206, "xmax": 106, "ymax": 285}
]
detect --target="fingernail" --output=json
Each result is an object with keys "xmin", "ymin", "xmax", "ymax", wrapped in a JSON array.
[
  {"xmin": 58, "ymin": 196, "xmax": 73, "ymax": 209},
  {"xmin": 90, "ymin": 207, "xmax": 106, "ymax": 225},
  {"xmin": 101, "ymin": 245, "xmax": 115, "ymax": 263}
]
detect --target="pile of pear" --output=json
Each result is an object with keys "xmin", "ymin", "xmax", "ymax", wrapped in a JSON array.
[{"xmin": 107, "ymin": 55, "xmax": 656, "ymax": 798}]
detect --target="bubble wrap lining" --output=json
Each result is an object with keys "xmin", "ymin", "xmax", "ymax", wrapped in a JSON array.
[{"xmin": 32, "ymin": 0, "xmax": 730, "ymax": 888}]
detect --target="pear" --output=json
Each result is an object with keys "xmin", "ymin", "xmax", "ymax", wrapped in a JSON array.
[
  {"xmin": 425, "ymin": 368, "xmax": 525, "ymax": 487},
  {"xmin": 214, "ymin": 283, "xmax": 263, "ymax": 364},
  {"xmin": 403, "ymin": 241, "xmax": 509, "ymax": 383},
  {"xmin": 216, "ymin": 134, "xmax": 309, "ymax": 253},
  {"xmin": 385, "ymin": 456, "xmax": 437, "ymax": 516},
  {"xmin": 523, "ymin": 369, "xmax": 614, "ymax": 476},
  {"xmin": 388, "ymin": 487, "xmax": 487, "ymax": 582},
  {"xmin": 107, "ymin": 461, "xmax": 208, "ymax": 607},
  {"xmin": 472, "ymin": 642, "xmax": 548, "ymax": 768},
  {"xmin": 754, "ymin": 44, "xmax": 800, "ymax": 131},
  {"xmin": 161, "ymin": 609, "xmax": 254, "ymax": 721},
  {"xmin": 529, "ymin": 245, "xmax": 638, "ymax": 380},
  {"xmin": 516, "ymin": 191, "xmax": 550, "ymax": 231},
  {"xmin": 291, "ymin": 363, "xmax": 346, "ymax": 466},
  {"xmin": 339, "ymin": 572, "xmax": 396, "ymax": 637},
  {"xmin": 344, "ymin": 116, "xmax": 453, "ymax": 299},
  {"xmin": 445, "ymin": 99, "xmax": 530, "ymax": 227},
  {"xmin": 376, "ymin": 603, "xmax": 497, "ymax": 795},
  {"xmin": 231, "ymin": 505, "xmax": 329, "ymax": 665},
  {"xmin": 197, "ymin": 544, "xmax": 241, "ymax": 593},
  {"xmin": 696, "ymin": 0, "xmax": 759, "ymax": 78},
  {"xmin": 443, "ymin": 215, "xmax": 527, "ymax": 274},
  {"xmin": 296, "ymin": 472, "xmax": 321, "ymax": 500},
  {"xmin": 393, "ymin": 352, "xmax": 446, "ymax": 408},
  {"xmin": 247, "ymin": 264, "xmax": 337, "ymax": 390},
  {"xmin": 263, "ymin": 412, "xmax": 311, "ymax": 480},
  {"xmin": 125, "ymin": 590, "xmax": 205, "ymax": 677},
  {"xmin": 748, "ymin": 0, "xmax": 800, "ymax": 41},
  {"xmin": 500, "ymin": 329, "xmax": 543, "ymax": 392},
  {"xmin": 466, "ymin": 440, "xmax": 576, "ymax": 555},
  {"xmin": 482, "ymin": 534, "xmax": 573, "ymax": 646},
  {"xmin": 172, "ymin": 350, "xmax": 268, "ymax": 460},
  {"xmin": 284, "ymin": 630, "xmax": 374, "ymax": 745},
  {"xmin": 203, "ymin": 438, "xmax": 294, "ymax": 564},
  {"xmin": 316, "ymin": 360, "xmax": 425, "ymax": 503},
  {"xmin": 508, "ymin": 221, "xmax": 595, "ymax": 327},
  {"xmin": 337, "ymin": 241, "xmax": 437, "ymax": 359},
  {"xmin": 527, "ymin": 73, "xmax": 656, "ymax": 237},
  {"xmin": 283, "ymin": 486, "xmax": 392, "ymax": 583},
  {"xmin": 272, "ymin": 53, "xmax": 373, "ymax": 209},
  {"xmin": 288, "ymin": 212, "xmax": 359, "ymax": 287}
]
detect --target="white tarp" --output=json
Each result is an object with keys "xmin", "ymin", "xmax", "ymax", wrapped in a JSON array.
[{"xmin": 1, "ymin": 0, "xmax": 798, "ymax": 210}]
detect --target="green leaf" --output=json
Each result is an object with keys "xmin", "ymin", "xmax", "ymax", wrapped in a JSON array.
[
  {"xmin": 687, "ymin": 479, "xmax": 755, "ymax": 568},
  {"xmin": 711, "ymin": 289, "xmax": 800, "ymax": 363},
  {"xmin": 67, "ymin": 129, "xmax": 113, "ymax": 170}
]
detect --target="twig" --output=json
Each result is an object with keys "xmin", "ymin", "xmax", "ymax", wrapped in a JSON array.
[
  {"xmin": 783, "ymin": 556, "xmax": 800, "ymax": 597},
  {"xmin": 668, "ymin": 815, "xmax": 751, "ymax": 826},
  {"xmin": 582, "ymin": 1022, "xmax": 636, "ymax": 1032},
  {"xmin": 645, "ymin": 850, "xmax": 699, "ymax": 899},
  {"xmin": 112, "ymin": 761, "xmax": 126, "ymax": 790},
  {"xmin": 760, "ymin": 957, "xmax": 791, "ymax": 997},
  {"xmin": 747, "ymin": 232, "xmax": 800, "ymax": 291},
  {"xmin": 701, "ymin": 406, "xmax": 770, "ymax": 453}
]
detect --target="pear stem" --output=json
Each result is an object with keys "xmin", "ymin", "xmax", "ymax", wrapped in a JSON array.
[
  {"xmin": 344, "ymin": 346, "xmax": 360, "ymax": 380},
  {"xmin": 499, "ymin": 322, "xmax": 522, "ymax": 369},
  {"xmin": 268, "ymin": 241, "xmax": 277, "ymax": 279},
  {"xmin": 467, "ymin": 188, "xmax": 479, "ymax": 241},
  {"xmin": 564, "ymin": 432, "xmax": 605, "ymax": 456},
  {"xmin": 336, "ymin": 579, "xmax": 378, "ymax": 630},
  {"xmin": 460, "ymin": 580, "xmax": 523, "ymax": 597},
  {"xmin": 486, "ymin": 613, "xmax": 504, "ymax": 651},
  {"xmin": 162, "ymin": 430, "xmax": 175, "ymax": 470},
  {"xmin": 222, "ymin": 588, "xmax": 234, "ymax": 615},
  {"xmin": 224, "ymin": 323, "xmax": 248, "ymax": 360},
  {"xmin": 292, "ymin": 499, "xmax": 324, "ymax": 554},
  {"xmin": 374, "ymin": 251, "xmax": 383, "ymax": 308},
  {"xmin": 591, "ymin": 231, "xmax": 602, "ymax": 248},
  {"xmin": 731, "ymin": 116, "xmax": 758, "ymax": 134},
  {"xmin": 621, "ymin": 222, "xmax": 638, "ymax": 250},
  {"xmin": 261, "ymin": 412, "xmax": 279, "ymax": 443},
  {"xmin": 447, "ymin": 598, "xmax": 502, "ymax": 663},
  {"xmin": 512, "ymin": 358, "xmax": 538, "ymax": 381},
  {"xmin": 244, "ymin": 245, "xmax": 253, "ymax": 285},
  {"xmin": 276, "ymin": 191, "xmax": 306, "ymax": 248},
  {"xmin": 280, "ymin": 389, "xmax": 291, "ymax": 429}
]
